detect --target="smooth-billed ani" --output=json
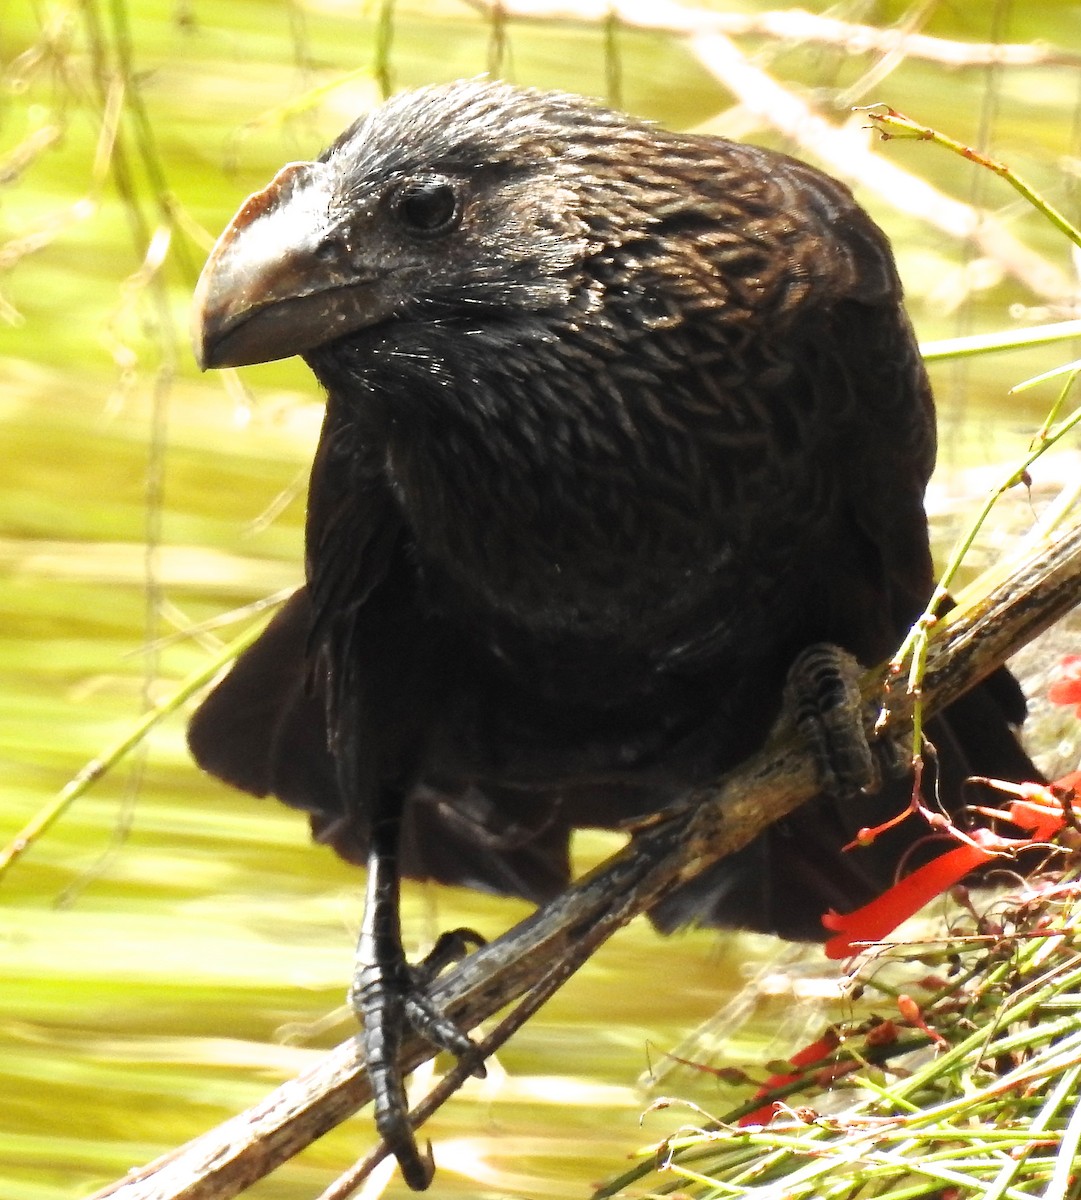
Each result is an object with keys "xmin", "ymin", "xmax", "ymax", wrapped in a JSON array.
[{"xmin": 189, "ymin": 80, "xmax": 1037, "ymax": 1188}]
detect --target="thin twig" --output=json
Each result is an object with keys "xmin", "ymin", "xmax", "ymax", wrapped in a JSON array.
[{"xmin": 864, "ymin": 105, "xmax": 1081, "ymax": 251}]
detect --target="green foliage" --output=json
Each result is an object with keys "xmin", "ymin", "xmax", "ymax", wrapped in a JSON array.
[{"xmin": 603, "ymin": 879, "xmax": 1081, "ymax": 1200}]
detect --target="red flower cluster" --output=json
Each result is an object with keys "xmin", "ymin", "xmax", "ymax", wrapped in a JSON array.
[
  {"xmin": 743, "ymin": 658, "xmax": 1081, "ymax": 1127},
  {"xmin": 821, "ymin": 776, "xmax": 1077, "ymax": 960}
]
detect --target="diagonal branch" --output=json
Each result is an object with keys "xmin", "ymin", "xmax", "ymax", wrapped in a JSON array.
[{"xmin": 89, "ymin": 515, "xmax": 1081, "ymax": 1200}]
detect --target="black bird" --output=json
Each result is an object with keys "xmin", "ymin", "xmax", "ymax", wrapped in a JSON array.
[{"xmin": 189, "ymin": 79, "xmax": 1037, "ymax": 1188}]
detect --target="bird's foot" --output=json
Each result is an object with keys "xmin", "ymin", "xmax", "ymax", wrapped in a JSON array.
[
  {"xmin": 351, "ymin": 927, "xmax": 487, "ymax": 1190},
  {"xmin": 785, "ymin": 643, "xmax": 904, "ymax": 796},
  {"xmin": 401, "ymin": 929, "xmax": 490, "ymax": 1077}
]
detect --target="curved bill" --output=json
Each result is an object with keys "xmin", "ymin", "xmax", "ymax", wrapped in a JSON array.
[{"xmin": 193, "ymin": 159, "xmax": 391, "ymax": 370}]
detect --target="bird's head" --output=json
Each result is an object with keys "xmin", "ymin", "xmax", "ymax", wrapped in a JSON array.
[{"xmin": 193, "ymin": 79, "xmax": 659, "ymax": 370}]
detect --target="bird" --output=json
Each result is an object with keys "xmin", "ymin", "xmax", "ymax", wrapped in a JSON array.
[{"xmin": 188, "ymin": 78, "xmax": 1039, "ymax": 1189}]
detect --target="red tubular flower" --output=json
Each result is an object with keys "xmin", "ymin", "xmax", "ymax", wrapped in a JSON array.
[
  {"xmin": 738, "ymin": 1031, "xmax": 840, "ymax": 1127},
  {"xmin": 823, "ymin": 772, "xmax": 1080, "ymax": 960},
  {"xmin": 822, "ymin": 839, "xmax": 996, "ymax": 959},
  {"xmin": 1048, "ymin": 655, "xmax": 1081, "ymax": 716}
]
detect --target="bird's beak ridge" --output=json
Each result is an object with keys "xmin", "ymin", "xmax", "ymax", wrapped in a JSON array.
[{"xmin": 193, "ymin": 160, "xmax": 386, "ymax": 370}]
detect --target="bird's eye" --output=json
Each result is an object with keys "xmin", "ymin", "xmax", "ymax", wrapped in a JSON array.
[{"xmin": 393, "ymin": 179, "xmax": 462, "ymax": 237}]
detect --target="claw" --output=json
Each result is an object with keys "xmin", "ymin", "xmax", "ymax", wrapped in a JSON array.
[
  {"xmin": 785, "ymin": 643, "xmax": 878, "ymax": 796},
  {"xmin": 406, "ymin": 927, "xmax": 487, "ymax": 1074},
  {"xmin": 402, "ymin": 988, "xmax": 486, "ymax": 1075},
  {"xmin": 354, "ymin": 942, "xmax": 486, "ymax": 1188},
  {"xmin": 388, "ymin": 1132, "xmax": 435, "ymax": 1192},
  {"xmin": 413, "ymin": 927, "xmax": 487, "ymax": 984}
]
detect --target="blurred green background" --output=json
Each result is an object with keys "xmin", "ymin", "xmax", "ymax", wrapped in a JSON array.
[{"xmin": 2, "ymin": 2, "xmax": 1080, "ymax": 1197}]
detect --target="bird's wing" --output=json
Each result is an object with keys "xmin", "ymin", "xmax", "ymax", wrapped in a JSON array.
[
  {"xmin": 186, "ymin": 587, "xmax": 337, "ymax": 804},
  {"xmin": 188, "ymin": 390, "xmax": 405, "ymax": 805},
  {"xmin": 728, "ymin": 151, "xmax": 940, "ymax": 661},
  {"xmin": 787, "ymin": 290, "xmax": 938, "ymax": 661},
  {"xmin": 304, "ymin": 392, "xmax": 404, "ymax": 651}
]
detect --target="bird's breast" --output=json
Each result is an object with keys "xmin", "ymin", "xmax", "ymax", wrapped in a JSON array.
[
  {"xmin": 389, "ymin": 433, "xmax": 739, "ymax": 650},
  {"xmin": 345, "ymin": 310, "xmax": 816, "ymax": 661}
]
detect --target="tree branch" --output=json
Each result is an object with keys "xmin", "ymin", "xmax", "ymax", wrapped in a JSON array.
[{"xmin": 90, "ymin": 515, "xmax": 1081, "ymax": 1200}]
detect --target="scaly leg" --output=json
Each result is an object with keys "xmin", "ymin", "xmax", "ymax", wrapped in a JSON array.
[{"xmin": 350, "ymin": 786, "xmax": 484, "ymax": 1190}]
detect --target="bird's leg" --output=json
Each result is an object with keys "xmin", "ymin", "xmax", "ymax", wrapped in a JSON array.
[
  {"xmin": 349, "ymin": 787, "xmax": 484, "ymax": 1191},
  {"xmin": 785, "ymin": 643, "xmax": 904, "ymax": 797},
  {"xmin": 350, "ymin": 789, "xmax": 430, "ymax": 1188}
]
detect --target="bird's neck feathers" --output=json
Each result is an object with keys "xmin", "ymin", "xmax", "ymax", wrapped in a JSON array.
[
  {"xmin": 305, "ymin": 303, "xmax": 743, "ymax": 645},
  {"xmin": 309, "ymin": 291, "xmax": 713, "ymax": 517}
]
